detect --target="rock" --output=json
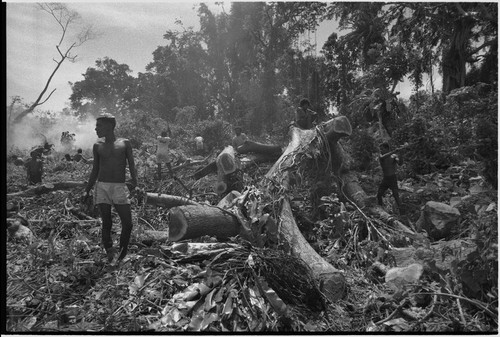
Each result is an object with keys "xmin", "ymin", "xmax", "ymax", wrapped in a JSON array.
[
  {"xmin": 415, "ymin": 201, "xmax": 461, "ymax": 240},
  {"xmin": 7, "ymin": 220, "xmax": 34, "ymax": 244},
  {"xmin": 389, "ymin": 239, "xmax": 477, "ymax": 272},
  {"xmin": 385, "ymin": 263, "xmax": 424, "ymax": 289}
]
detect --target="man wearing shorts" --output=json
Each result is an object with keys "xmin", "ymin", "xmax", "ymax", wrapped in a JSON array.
[
  {"xmin": 83, "ymin": 113, "xmax": 138, "ymax": 264},
  {"xmin": 377, "ymin": 142, "xmax": 402, "ymax": 213}
]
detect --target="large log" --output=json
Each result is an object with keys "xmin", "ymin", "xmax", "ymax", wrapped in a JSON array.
[
  {"xmin": 265, "ymin": 125, "xmax": 347, "ymax": 302},
  {"xmin": 236, "ymin": 140, "xmax": 282, "ymax": 156},
  {"xmin": 168, "ymin": 205, "xmax": 240, "ymax": 241},
  {"xmin": 7, "ymin": 181, "xmax": 86, "ymax": 198},
  {"xmin": 279, "ymin": 196, "xmax": 346, "ymax": 301},
  {"xmin": 215, "ymin": 146, "xmax": 243, "ymax": 196},
  {"xmin": 192, "ymin": 161, "xmax": 217, "ymax": 180},
  {"xmin": 145, "ymin": 193, "xmax": 199, "ymax": 208},
  {"xmin": 192, "ymin": 153, "xmax": 280, "ymax": 181},
  {"xmin": 216, "ymin": 146, "xmax": 240, "ymax": 175}
]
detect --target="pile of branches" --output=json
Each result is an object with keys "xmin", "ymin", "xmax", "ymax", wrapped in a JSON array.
[{"xmin": 149, "ymin": 241, "xmax": 349, "ymax": 332}]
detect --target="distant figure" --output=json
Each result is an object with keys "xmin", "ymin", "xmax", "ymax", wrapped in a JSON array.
[
  {"xmin": 295, "ymin": 98, "xmax": 318, "ymax": 129},
  {"xmin": 194, "ymin": 134, "xmax": 204, "ymax": 155},
  {"xmin": 83, "ymin": 113, "xmax": 138, "ymax": 264},
  {"xmin": 156, "ymin": 130, "xmax": 173, "ymax": 180},
  {"xmin": 24, "ymin": 151, "xmax": 43, "ymax": 185},
  {"xmin": 73, "ymin": 148, "xmax": 88, "ymax": 163},
  {"xmin": 377, "ymin": 142, "xmax": 402, "ymax": 213},
  {"xmin": 232, "ymin": 126, "xmax": 248, "ymax": 150}
]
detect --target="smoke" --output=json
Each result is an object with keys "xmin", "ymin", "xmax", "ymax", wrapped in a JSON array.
[{"xmin": 7, "ymin": 113, "xmax": 98, "ymax": 154}]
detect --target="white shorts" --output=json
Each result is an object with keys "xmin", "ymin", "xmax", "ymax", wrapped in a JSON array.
[{"xmin": 94, "ymin": 182, "xmax": 130, "ymax": 205}]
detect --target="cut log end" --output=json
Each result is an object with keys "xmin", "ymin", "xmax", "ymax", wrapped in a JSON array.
[
  {"xmin": 215, "ymin": 181, "xmax": 227, "ymax": 195},
  {"xmin": 320, "ymin": 273, "xmax": 347, "ymax": 302},
  {"xmin": 168, "ymin": 208, "xmax": 188, "ymax": 241}
]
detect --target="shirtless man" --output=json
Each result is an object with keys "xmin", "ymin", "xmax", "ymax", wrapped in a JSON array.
[
  {"xmin": 295, "ymin": 98, "xmax": 318, "ymax": 129},
  {"xmin": 377, "ymin": 142, "xmax": 402, "ymax": 213},
  {"xmin": 231, "ymin": 126, "xmax": 248, "ymax": 150},
  {"xmin": 25, "ymin": 150, "xmax": 43, "ymax": 185},
  {"xmin": 83, "ymin": 114, "xmax": 138, "ymax": 264}
]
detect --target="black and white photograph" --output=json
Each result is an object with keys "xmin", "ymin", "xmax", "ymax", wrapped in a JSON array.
[{"xmin": 5, "ymin": 1, "xmax": 498, "ymax": 333}]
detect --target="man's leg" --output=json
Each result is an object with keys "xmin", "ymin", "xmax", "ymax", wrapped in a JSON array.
[
  {"xmin": 165, "ymin": 162, "xmax": 173, "ymax": 177},
  {"xmin": 98, "ymin": 203, "xmax": 115, "ymax": 261},
  {"xmin": 390, "ymin": 178, "xmax": 402, "ymax": 212},
  {"xmin": 115, "ymin": 204, "xmax": 133, "ymax": 260},
  {"xmin": 377, "ymin": 178, "xmax": 388, "ymax": 206},
  {"xmin": 157, "ymin": 163, "xmax": 162, "ymax": 180}
]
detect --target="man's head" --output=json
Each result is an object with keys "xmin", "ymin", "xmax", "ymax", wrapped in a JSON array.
[
  {"xmin": 380, "ymin": 142, "xmax": 390, "ymax": 154},
  {"xmin": 234, "ymin": 126, "xmax": 242, "ymax": 135},
  {"xmin": 299, "ymin": 98, "xmax": 311, "ymax": 109},
  {"xmin": 30, "ymin": 151, "xmax": 39, "ymax": 159},
  {"xmin": 161, "ymin": 130, "xmax": 169, "ymax": 137},
  {"xmin": 77, "ymin": 148, "xmax": 83, "ymax": 154},
  {"xmin": 95, "ymin": 113, "xmax": 116, "ymax": 138}
]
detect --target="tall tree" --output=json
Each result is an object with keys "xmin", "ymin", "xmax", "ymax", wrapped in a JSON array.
[
  {"xmin": 146, "ymin": 21, "xmax": 212, "ymax": 120},
  {"xmin": 388, "ymin": 2, "xmax": 498, "ymax": 94},
  {"xmin": 69, "ymin": 57, "xmax": 136, "ymax": 117},
  {"xmin": 13, "ymin": 3, "xmax": 95, "ymax": 124},
  {"xmin": 227, "ymin": 2, "xmax": 327, "ymax": 132}
]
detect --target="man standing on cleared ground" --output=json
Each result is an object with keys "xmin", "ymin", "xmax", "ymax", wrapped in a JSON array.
[{"xmin": 83, "ymin": 113, "xmax": 138, "ymax": 265}]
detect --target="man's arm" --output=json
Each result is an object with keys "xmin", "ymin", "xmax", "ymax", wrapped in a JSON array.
[
  {"xmin": 85, "ymin": 144, "xmax": 100, "ymax": 194},
  {"xmin": 309, "ymin": 109, "xmax": 318, "ymax": 123},
  {"xmin": 125, "ymin": 140, "xmax": 138, "ymax": 188}
]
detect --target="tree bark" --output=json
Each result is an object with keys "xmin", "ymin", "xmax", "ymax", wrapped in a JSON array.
[
  {"xmin": 236, "ymin": 140, "xmax": 282, "ymax": 156},
  {"xmin": 192, "ymin": 153, "xmax": 281, "ymax": 181},
  {"xmin": 265, "ymin": 124, "xmax": 349, "ymax": 302},
  {"xmin": 168, "ymin": 205, "xmax": 240, "ymax": 242},
  {"xmin": 145, "ymin": 193, "xmax": 199, "ymax": 208},
  {"xmin": 192, "ymin": 161, "xmax": 217, "ymax": 180}
]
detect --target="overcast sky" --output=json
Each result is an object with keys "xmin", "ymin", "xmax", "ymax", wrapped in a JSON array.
[{"xmin": 6, "ymin": 1, "xmax": 422, "ymax": 113}]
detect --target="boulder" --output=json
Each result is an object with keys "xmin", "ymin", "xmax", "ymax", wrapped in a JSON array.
[
  {"xmin": 385, "ymin": 263, "xmax": 424, "ymax": 290},
  {"xmin": 389, "ymin": 239, "xmax": 477, "ymax": 271},
  {"xmin": 7, "ymin": 219, "xmax": 34, "ymax": 244},
  {"xmin": 415, "ymin": 201, "xmax": 461, "ymax": 240}
]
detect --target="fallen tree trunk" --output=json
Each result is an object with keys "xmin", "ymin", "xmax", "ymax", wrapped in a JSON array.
[
  {"xmin": 339, "ymin": 171, "xmax": 415, "ymax": 235},
  {"xmin": 7, "ymin": 181, "xmax": 86, "ymax": 198},
  {"xmin": 168, "ymin": 205, "xmax": 240, "ymax": 241},
  {"xmin": 193, "ymin": 153, "xmax": 280, "ymax": 182},
  {"xmin": 217, "ymin": 146, "xmax": 240, "ymax": 175},
  {"xmin": 279, "ymin": 195, "xmax": 346, "ymax": 301},
  {"xmin": 236, "ymin": 140, "xmax": 282, "ymax": 156},
  {"xmin": 145, "ymin": 193, "xmax": 199, "ymax": 208},
  {"xmin": 265, "ymin": 124, "xmax": 349, "ymax": 302},
  {"xmin": 192, "ymin": 161, "xmax": 217, "ymax": 180}
]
